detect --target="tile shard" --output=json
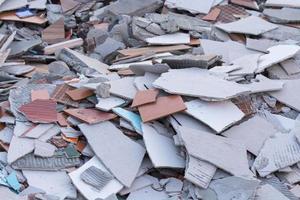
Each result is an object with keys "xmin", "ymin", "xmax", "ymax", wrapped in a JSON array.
[
  {"xmin": 64, "ymin": 108, "xmax": 117, "ymax": 124},
  {"xmin": 253, "ymin": 133, "xmax": 300, "ymax": 177},
  {"xmin": 178, "ymin": 126, "xmax": 254, "ymax": 177},
  {"xmin": 222, "ymin": 115, "xmax": 277, "ymax": 156},
  {"xmin": 79, "ymin": 122, "xmax": 146, "ymax": 187},
  {"xmin": 69, "ymin": 156, "xmax": 123, "ymax": 200},
  {"xmin": 215, "ymin": 16, "xmax": 278, "ymax": 36},
  {"xmin": 131, "ymin": 89, "xmax": 159, "ymax": 107},
  {"xmin": 185, "ymin": 99, "xmax": 245, "ymax": 133},
  {"xmin": 138, "ymin": 95, "xmax": 186, "ymax": 122},
  {"xmin": 153, "ymin": 68, "xmax": 250, "ymax": 101},
  {"xmin": 142, "ymin": 123, "xmax": 185, "ymax": 168},
  {"xmin": 19, "ymin": 99, "xmax": 57, "ymax": 123}
]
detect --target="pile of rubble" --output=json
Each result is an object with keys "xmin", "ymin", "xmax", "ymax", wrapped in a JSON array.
[{"xmin": 1, "ymin": 0, "xmax": 300, "ymax": 199}]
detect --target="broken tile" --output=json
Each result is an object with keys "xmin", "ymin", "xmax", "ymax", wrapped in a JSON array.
[
  {"xmin": 31, "ymin": 89, "xmax": 50, "ymax": 101},
  {"xmin": 165, "ymin": 0, "xmax": 215, "ymax": 14},
  {"xmin": 69, "ymin": 156, "xmax": 123, "ymax": 200},
  {"xmin": 138, "ymin": 95, "xmax": 186, "ymax": 122},
  {"xmin": 79, "ymin": 122, "xmax": 146, "ymax": 187},
  {"xmin": 42, "ymin": 17, "xmax": 65, "ymax": 44},
  {"xmin": 108, "ymin": 77, "xmax": 137, "ymax": 100},
  {"xmin": 146, "ymin": 33, "xmax": 190, "ymax": 45},
  {"xmin": 178, "ymin": 126, "xmax": 254, "ymax": 177},
  {"xmin": 142, "ymin": 123, "xmax": 185, "ymax": 168},
  {"xmin": 185, "ymin": 99, "xmax": 244, "ymax": 133},
  {"xmin": 51, "ymin": 84, "xmax": 79, "ymax": 107},
  {"xmin": 215, "ymin": 16, "xmax": 278, "ymax": 36},
  {"xmin": 96, "ymin": 96, "xmax": 126, "ymax": 112},
  {"xmin": 19, "ymin": 99, "xmax": 57, "ymax": 123},
  {"xmin": 34, "ymin": 140, "xmax": 57, "ymax": 157},
  {"xmin": 64, "ymin": 108, "xmax": 116, "ymax": 124},
  {"xmin": 112, "ymin": 107, "xmax": 142, "ymax": 134},
  {"xmin": 66, "ymin": 88, "xmax": 94, "ymax": 101},
  {"xmin": 131, "ymin": 89, "xmax": 159, "ymax": 107},
  {"xmin": 44, "ymin": 38, "xmax": 83, "ymax": 55}
]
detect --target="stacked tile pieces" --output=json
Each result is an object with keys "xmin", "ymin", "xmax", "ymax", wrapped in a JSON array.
[{"xmin": 0, "ymin": 0, "xmax": 300, "ymax": 200}]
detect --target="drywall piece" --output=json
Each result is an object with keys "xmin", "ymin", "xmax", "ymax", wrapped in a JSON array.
[
  {"xmin": 23, "ymin": 170, "xmax": 77, "ymax": 200},
  {"xmin": 96, "ymin": 96, "xmax": 125, "ymax": 112},
  {"xmin": 253, "ymin": 133, "xmax": 300, "ymax": 177},
  {"xmin": 34, "ymin": 140, "xmax": 56, "ymax": 157},
  {"xmin": 21, "ymin": 123, "xmax": 54, "ymax": 139},
  {"xmin": 178, "ymin": 126, "xmax": 254, "ymax": 177},
  {"xmin": 112, "ymin": 108, "xmax": 142, "ymax": 134},
  {"xmin": 120, "ymin": 175, "xmax": 158, "ymax": 195},
  {"xmin": 185, "ymin": 156, "xmax": 217, "ymax": 189},
  {"xmin": 153, "ymin": 68, "xmax": 250, "ymax": 101},
  {"xmin": 44, "ymin": 38, "xmax": 83, "ymax": 55},
  {"xmin": 138, "ymin": 95, "xmax": 186, "ymax": 122},
  {"xmin": 265, "ymin": 0, "xmax": 300, "ymax": 8},
  {"xmin": 127, "ymin": 186, "xmax": 168, "ymax": 200},
  {"xmin": 79, "ymin": 122, "xmax": 145, "ymax": 187},
  {"xmin": 165, "ymin": 0, "xmax": 215, "ymax": 14},
  {"xmin": 256, "ymin": 45, "xmax": 300, "ymax": 73},
  {"xmin": 145, "ymin": 33, "xmax": 190, "ymax": 45},
  {"xmin": 109, "ymin": 77, "xmax": 137, "ymax": 100},
  {"xmin": 210, "ymin": 176, "xmax": 260, "ymax": 200},
  {"xmin": 185, "ymin": 99, "xmax": 244, "ymax": 133},
  {"xmin": 222, "ymin": 115, "xmax": 276, "ymax": 156},
  {"xmin": 255, "ymin": 184, "xmax": 290, "ymax": 200},
  {"xmin": 215, "ymin": 16, "xmax": 278, "ymax": 35},
  {"xmin": 230, "ymin": 54, "xmax": 261, "ymax": 75},
  {"xmin": 142, "ymin": 123, "xmax": 185, "ymax": 169},
  {"xmin": 264, "ymin": 8, "xmax": 300, "ymax": 24},
  {"xmin": 70, "ymin": 156, "xmax": 123, "ymax": 200},
  {"xmin": 131, "ymin": 89, "xmax": 158, "ymax": 107},
  {"xmin": 269, "ymin": 79, "xmax": 300, "ymax": 112},
  {"xmin": 7, "ymin": 136, "xmax": 34, "ymax": 164},
  {"xmin": 168, "ymin": 113, "xmax": 214, "ymax": 134},
  {"xmin": 245, "ymin": 75, "xmax": 285, "ymax": 94},
  {"xmin": 64, "ymin": 48, "xmax": 110, "ymax": 74}
]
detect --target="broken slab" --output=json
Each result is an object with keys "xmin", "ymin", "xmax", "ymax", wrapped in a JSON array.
[
  {"xmin": 108, "ymin": 77, "xmax": 137, "ymax": 100},
  {"xmin": 79, "ymin": 122, "xmax": 145, "ymax": 187},
  {"xmin": 145, "ymin": 33, "xmax": 190, "ymax": 45},
  {"xmin": 178, "ymin": 126, "xmax": 254, "ymax": 177},
  {"xmin": 265, "ymin": 0, "xmax": 300, "ymax": 8},
  {"xmin": 215, "ymin": 16, "xmax": 278, "ymax": 36},
  {"xmin": 185, "ymin": 156, "xmax": 217, "ymax": 189},
  {"xmin": 142, "ymin": 123, "xmax": 185, "ymax": 168},
  {"xmin": 246, "ymin": 38, "xmax": 278, "ymax": 53},
  {"xmin": 229, "ymin": 54, "xmax": 261, "ymax": 75},
  {"xmin": 185, "ymin": 99, "xmax": 245, "ymax": 133},
  {"xmin": 255, "ymin": 184, "xmax": 290, "ymax": 200},
  {"xmin": 269, "ymin": 79, "xmax": 300, "ymax": 112},
  {"xmin": 7, "ymin": 136, "xmax": 34, "ymax": 164},
  {"xmin": 112, "ymin": 107, "xmax": 142, "ymax": 134},
  {"xmin": 165, "ymin": 0, "xmax": 215, "ymax": 14},
  {"xmin": 222, "ymin": 115, "xmax": 277, "ymax": 156},
  {"xmin": 264, "ymin": 8, "xmax": 300, "ymax": 24},
  {"xmin": 42, "ymin": 17, "xmax": 65, "ymax": 44},
  {"xmin": 245, "ymin": 75, "xmax": 285, "ymax": 94},
  {"xmin": 153, "ymin": 68, "xmax": 250, "ymax": 101},
  {"xmin": 131, "ymin": 89, "xmax": 159, "ymax": 107},
  {"xmin": 64, "ymin": 108, "xmax": 116, "ymax": 124},
  {"xmin": 34, "ymin": 140, "xmax": 56, "ymax": 157},
  {"xmin": 256, "ymin": 45, "xmax": 300, "ymax": 73},
  {"xmin": 210, "ymin": 176, "xmax": 260, "ymax": 200},
  {"xmin": 70, "ymin": 156, "xmax": 123, "ymax": 200},
  {"xmin": 23, "ymin": 170, "xmax": 77, "ymax": 200},
  {"xmin": 96, "ymin": 96, "xmax": 125, "ymax": 112},
  {"xmin": 44, "ymin": 38, "xmax": 83, "ymax": 55},
  {"xmin": 127, "ymin": 186, "xmax": 168, "ymax": 200},
  {"xmin": 19, "ymin": 99, "xmax": 57, "ymax": 123},
  {"xmin": 253, "ymin": 133, "xmax": 300, "ymax": 177},
  {"xmin": 138, "ymin": 95, "xmax": 186, "ymax": 122}
]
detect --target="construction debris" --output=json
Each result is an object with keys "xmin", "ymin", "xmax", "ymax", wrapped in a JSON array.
[{"xmin": 0, "ymin": 0, "xmax": 299, "ymax": 199}]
